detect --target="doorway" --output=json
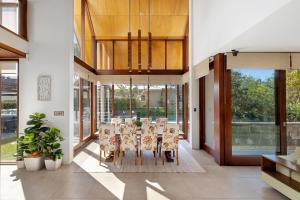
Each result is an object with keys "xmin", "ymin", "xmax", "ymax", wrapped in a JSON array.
[{"xmin": 0, "ymin": 60, "xmax": 18, "ymax": 163}]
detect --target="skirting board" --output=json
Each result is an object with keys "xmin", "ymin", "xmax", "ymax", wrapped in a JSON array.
[{"xmin": 262, "ymin": 171, "xmax": 300, "ymax": 200}]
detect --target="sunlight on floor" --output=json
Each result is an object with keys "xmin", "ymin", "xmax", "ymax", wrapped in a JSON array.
[
  {"xmin": 145, "ymin": 179, "xmax": 165, "ymax": 192},
  {"xmin": 0, "ymin": 166, "xmax": 26, "ymax": 200},
  {"xmin": 89, "ymin": 173, "xmax": 125, "ymax": 200},
  {"xmin": 146, "ymin": 186, "xmax": 170, "ymax": 200}
]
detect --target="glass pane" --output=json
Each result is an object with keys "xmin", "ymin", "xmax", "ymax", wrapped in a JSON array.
[
  {"xmin": 286, "ymin": 70, "xmax": 300, "ymax": 154},
  {"xmin": 0, "ymin": 2, "xmax": 19, "ymax": 34},
  {"xmin": 132, "ymin": 84, "xmax": 148, "ymax": 119},
  {"xmin": 114, "ymin": 84, "xmax": 130, "ymax": 117},
  {"xmin": 73, "ymin": 74, "xmax": 80, "ymax": 147},
  {"xmin": 74, "ymin": 0, "xmax": 82, "ymax": 58},
  {"xmin": 149, "ymin": 85, "xmax": 166, "ymax": 122},
  {"xmin": 0, "ymin": 61, "xmax": 18, "ymax": 162},
  {"xmin": 178, "ymin": 85, "xmax": 183, "ymax": 130},
  {"xmin": 82, "ymin": 79, "xmax": 91, "ymax": 139},
  {"xmin": 96, "ymin": 83, "xmax": 112, "ymax": 127},
  {"xmin": 231, "ymin": 69, "xmax": 279, "ymax": 155},
  {"xmin": 167, "ymin": 84, "xmax": 177, "ymax": 123},
  {"xmin": 167, "ymin": 41, "xmax": 183, "ymax": 70},
  {"xmin": 85, "ymin": 12, "xmax": 92, "ymax": 66}
]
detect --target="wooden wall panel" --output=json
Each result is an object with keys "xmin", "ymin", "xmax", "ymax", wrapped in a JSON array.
[
  {"xmin": 167, "ymin": 41, "xmax": 183, "ymax": 69},
  {"xmin": 213, "ymin": 53, "xmax": 225, "ymax": 165}
]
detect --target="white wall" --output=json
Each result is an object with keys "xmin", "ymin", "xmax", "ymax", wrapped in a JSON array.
[
  {"xmin": 19, "ymin": 0, "xmax": 74, "ymax": 164},
  {"xmin": 192, "ymin": 0, "xmax": 292, "ymax": 65}
]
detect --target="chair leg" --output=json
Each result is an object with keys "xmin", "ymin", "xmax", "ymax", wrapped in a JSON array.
[
  {"xmin": 135, "ymin": 151, "xmax": 137, "ymax": 165},
  {"xmin": 140, "ymin": 150, "xmax": 143, "ymax": 165},
  {"xmin": 162, "ymin": 151, "xmax": 165, "ymax": 165},
  {"xmin": 99, "ymin": 149, "xmax": 102, "ymax": 165},
  {"xmin": 104, "ymin": 150, "xmax": 106, "ymax": 159},
  {"xmin": 113, "ymin": 150, "xmax": 116, "ymax": 165},
  {"xmin": 173, "ymin": 150, "xmax": 175, "ymax": 157},
  {"xmin": 120, "ymin": 150, "xmax": 123, "ymax": 165},
  {"xmin": 176, "ymin": 147, "xmax": 179, "ymax": 166},
  {"xmin": 154, "ymin": 151, "xmax": 157, "ymax": 165}
]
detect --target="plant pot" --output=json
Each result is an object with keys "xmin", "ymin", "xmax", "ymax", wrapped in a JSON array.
[
  {"xmin": 45, "ymin": 158, "xmax": 62, "ymax": 170},
  {"xmin": 24, "ymin": 156, "xmax": 44, "ymax": 171},
  {"xmin": 16, "ymin": 160, "xmax": 25, "ymax": 169}
]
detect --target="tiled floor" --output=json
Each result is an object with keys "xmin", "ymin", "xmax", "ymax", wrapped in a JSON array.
[{"xmin": 0, "ymin": 140, "xmax": 288, "ymax": 200}]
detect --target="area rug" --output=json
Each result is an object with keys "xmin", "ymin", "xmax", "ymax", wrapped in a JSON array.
[{"xmin": 72, "ymin": 141, "xmax": 206, "ymax": 173}]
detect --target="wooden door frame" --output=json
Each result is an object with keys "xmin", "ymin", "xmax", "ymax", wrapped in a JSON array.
[{"xmin": 223, "ymin": 60, "xmax": 288, "ymax": 165}]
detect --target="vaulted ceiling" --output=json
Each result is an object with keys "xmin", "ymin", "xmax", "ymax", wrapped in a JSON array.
[{"xmin": 84, "ymin": 0, "xmax": 189, "ymax": 39}]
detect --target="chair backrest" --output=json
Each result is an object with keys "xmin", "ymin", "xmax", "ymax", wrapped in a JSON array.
[
  {"xmin": 162, "ymin": 124, "xmax": 179, "ymax": 151},
  {"xmin": 111, "ymin": 118, "xmax": 122, "ymax": 126},
  {"xmin": 120, "ymin": 124, "xmax": 137, "ymax": 151},
  {"xmin": 141, "ymin": 124, "xmax": 157, "ymax": 151},
  {"xmin": 140, "ymin": 118, "xmax": 151, "ymax": 126},
  {"xmin": 156, "ymin": 118, "xmax": 168, "ymax": 127},
  {"xmin": 99, "ymin": 124, "xmax": 116, "ymax": 151},
  {"xmin": 125, "ymin": 118, "xmax": 134, "ymax": 126}
]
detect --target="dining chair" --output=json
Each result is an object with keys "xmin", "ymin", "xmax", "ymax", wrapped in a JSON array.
[
  {"xmin": 140, "ymin": 124, "xmax": 158, "ymax": 165},
  {"xmin": 162, "ymin": 124, "xmax": 179, "ymax": 165},
  {"xmin": 125, "ymin": 118, "xmax": 134, "ymax": 126},
  {"xmin": 156, "ymin": 117, "xmax": 168, "ymax": 157},
  {"xmin": 120, "ymin": 124, "xmax": 138, "ymax": 165},
  {"xmin": 111, "ymin": 117, "xmax": 122, "ymax": 126},
  {"xmin": 140, "ymin": 118, "xmax": 151, "ymax": 126},
  {"xmin": 99, "ymin": 124, "xmax": 117, "ymax": 165}
]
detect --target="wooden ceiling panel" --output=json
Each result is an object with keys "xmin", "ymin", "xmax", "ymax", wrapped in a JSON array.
[{"xmin": 86, "ymin": 0, "xmax": 188, "ymax": 38}]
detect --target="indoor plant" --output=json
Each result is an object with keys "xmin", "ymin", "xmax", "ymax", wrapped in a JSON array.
[
  {"xmin": 23, "ymin": 112, "xmax": 49, "ymax": 171},
  {"xmin": 134, "ymin": 120, "xmax": 142, "ymax": 130},
  {"xmin": 41, "ymin": 127, "xmax": 64, "ymax": 170},
  {"xmin": 14, "ymin": 136, "xmax": 25, "ymax": 169}
]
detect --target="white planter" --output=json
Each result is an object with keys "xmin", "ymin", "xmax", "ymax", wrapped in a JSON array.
[
  {"xmin": 16, "ymin": 160, "xmax": 25, "ymax": 169},
  {"xmin": 45, "ymin": 158, "xmax": 62, "ymax": 170},
  {"xmin": 24, "ymin": 157, "xmax": 44, "ymax": 171}
]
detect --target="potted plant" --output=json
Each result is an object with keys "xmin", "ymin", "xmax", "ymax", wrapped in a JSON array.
[
  {"xmin": 23, "ymin": 112, "xmax": 49, "ymax": 171},
  {"xmin": 14, "ymin": 136, "xmax": 25, "ymax": 169},
  {"xmin": 41, "ymin": 128, "xmax": 64, "ymax": 170},
  {"xmin": 135, "ymin": 120, "xmax": 142, "ymax": 130}
]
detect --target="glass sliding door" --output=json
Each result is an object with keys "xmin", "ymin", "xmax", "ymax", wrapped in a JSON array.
[
  {"xmin": 286, "ymin": 70, "xmax": 300, "ymax": 154},
  {"xmin": 132, "ymin": 84, "xmax": 148, "ymax": 119},
  {"xmin": 231, "ymin": 69, "xmax": 279, "ymax": 156},
  {"xmin": 96, "ymin": 83, "xmax": 112, "ymax": 127},
  {"xmin": 149, "ymin": 85, "xmax": 166, "ymax": 122},
  {"xmin": 114, "ymin": 84, "xmax": 131, "ymax": 118},
  {"xmin": 73, "ymin": 74, "xmax": 80, "ymax": 147},
  {"xmin": 0, "ymin": 61, "xmax": 18, "ymax": 162},
  {"xmin": 82, "ymin": 79, "xmax": 91, "ymax": 139},
  {"xmin": 167, "ymin": 84, "xmax": 177, "ymax": 123}
]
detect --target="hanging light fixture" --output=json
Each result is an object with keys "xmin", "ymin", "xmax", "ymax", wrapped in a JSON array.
[
  {"xmin": 128, "ymin": 0, "xmax": 132, "ymax": 73},
  {"xmin": 138, "ymin": 0, "xmax": 142, "ymax": 73},
  {"xmin": 147, "ymin": 0, "xmax": 152, "ymax": 73}
]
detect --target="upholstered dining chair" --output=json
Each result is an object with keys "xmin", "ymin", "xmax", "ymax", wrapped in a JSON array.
[
  {"xmin": 99, "ymin": 124, "xmax": 117, "ymax": 165},
  {"xmin": 111, "ymin": 117, "xmax": 122, "ymax": 134},
  {"xmin": 125, "ymin": 118, "xmax": 134, "ymax": 126},
  {"xmin": 120, "ymin": 124, "xmax": 138, "ymax": 165},
  {"xmin": 162, "ymin": 124, "xmax": 179, "ymax": 165},
  {"xmin": 140, "ymin": 118, "xmax": 151, "ymax": 126},
  {"xmin": 140, "ymin": 124, "xmax": 158, "ymax": 165},
  {"xmin": 156, "ymin": 117, "xmax": 168, "ymax": 157}
]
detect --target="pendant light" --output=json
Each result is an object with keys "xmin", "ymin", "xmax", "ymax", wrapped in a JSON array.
[
  {"xmin": 138, "ymin": 0, "xmax": 142, "ymax": 73},
  {"xmin": 128, "ymin": 0, "xmax": 132, "ymax": 73},
  {"xmin": 147, "ymin": 0, "xmax": 152, "ymax": 73}
]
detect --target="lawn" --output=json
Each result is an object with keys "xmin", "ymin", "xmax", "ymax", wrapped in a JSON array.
[{"xmin": 1, "ymin": 137, "xmax": 17, "ymax": 161}]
